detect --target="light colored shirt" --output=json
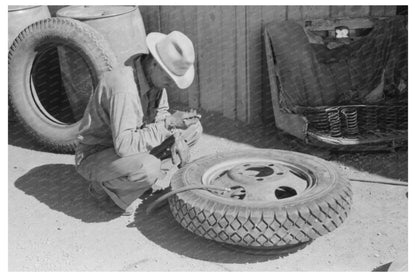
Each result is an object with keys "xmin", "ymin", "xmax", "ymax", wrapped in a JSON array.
[{"xmin": 76, "ymin": 56, "xmax": 172, "ymax": 161}]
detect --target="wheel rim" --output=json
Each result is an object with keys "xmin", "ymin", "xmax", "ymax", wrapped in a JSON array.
[{"xmin": 201, "ymin": 157, "xmax": 316, "ymax": 202}]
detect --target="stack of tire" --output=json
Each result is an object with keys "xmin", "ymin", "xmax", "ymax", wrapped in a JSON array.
[{"xmin": 8, "ymin": 5, "xmax": 147, "ymax": 153}]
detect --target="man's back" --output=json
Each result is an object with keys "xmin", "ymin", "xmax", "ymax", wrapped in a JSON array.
[{"xmin": 77, "ymin": 66, "xmax": 140, "ymax": 149}]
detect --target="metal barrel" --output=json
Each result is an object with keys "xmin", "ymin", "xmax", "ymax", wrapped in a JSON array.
[
  {"xmin": 55, "ymin": 5, "xmax": 148, "ymax": 119},
  {"xmin": 8, "ymin": 5, "xmax": 51, "ymax": 48},
  {"xmin": 56, "ymin": 5, "xmax": 148, "ymax": 65}
]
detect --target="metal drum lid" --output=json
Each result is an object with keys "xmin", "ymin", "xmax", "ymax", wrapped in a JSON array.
[
  {"xmin": 56, "ymin": 5, "xmax": 137, "ymax": 20},
  {"xmin": 8, "ymin": 6, "xmax": 41, "ymax": 12}
]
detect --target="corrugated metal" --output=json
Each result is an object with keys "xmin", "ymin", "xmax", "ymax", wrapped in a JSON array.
[{"xmin": 139, "ymin": 5, "xmax": 398, "ymax": 124}]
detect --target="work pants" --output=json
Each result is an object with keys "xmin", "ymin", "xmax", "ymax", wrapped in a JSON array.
[{"xmin": 75, "ymin": 122, "xmax": 202, "ymax": 210}]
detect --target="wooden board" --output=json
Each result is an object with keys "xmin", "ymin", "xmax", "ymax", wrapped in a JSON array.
[
  {"xmin": 370, "ymin": 6, "xmax": 386, "ymax": 16},
  {"xmin": 197, "ymin": 6, "xmax": 223, "ymax": 113},
  {"xmin": 182, "ymin": 6, "xmax": 200, "ymax": 109},
  {"xmin": 139, "ymin": 6, "xmax": 160, "ymax": 33},
  {"xmin": 261, "ymin": 6, "xmax": 287, "ymax": 25},
  {"xmin": 330, "ymin": 6, "xmax": 370, "ymax": 18},
  {"xmin": 330, "ymin": 6, "xmax": 346, "ymax": 18},
  {"xmin": 287, "ymin": 6, "xmax": 303, "ymax": 20},
  {"xmin": 303, "ymin": 6, "xmax": 330, "ymax": 19},
  {"xmin": 246, "ymin": 6, "xmax": 263, "ymax": 124},
  {"xmin": 160, "ymin": 6, "xmax": 183, "ymax": 104},
  {"xmin": 220, "ymin": 6, "xmax": 237, "ymax": 120},
  {"xmin": 344, "ymin": 6, "xmax": 370, "ymax": 17},
  {"xmin": 235, "ymin": 6, "xmax": 248, "ymax": 122},
  {"xmin": 384, "ymin": 6, "xmax": 397, "ymax": 16},
  {"xmin": 158, "ymin": 6, "xmax": 200, "ymax": 106}
]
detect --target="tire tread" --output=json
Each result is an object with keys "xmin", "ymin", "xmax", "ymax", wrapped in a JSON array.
[
  {"xmin": 8, "ymin": 17, "xmax": 116, "ymax": 153},
  {"xmin": 168, "ymin": 150, "xmax": 353, "ymax": 250}
]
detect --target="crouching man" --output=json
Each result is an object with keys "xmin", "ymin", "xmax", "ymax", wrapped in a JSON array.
[{"xmin": 74, "ymin": 31, "xmax": 202, "ymax": 215}]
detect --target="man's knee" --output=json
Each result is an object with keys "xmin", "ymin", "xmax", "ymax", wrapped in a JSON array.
[
  {"xmin": 127, "ymin": 154, "xmax": 161, "ymax": 183},
  {"xmin": 141, "ymin": 155, "xmax": 162, "ymax": 183}
]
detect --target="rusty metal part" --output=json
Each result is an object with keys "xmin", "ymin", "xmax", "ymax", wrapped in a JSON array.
[
  {"xmin": 326, "ymin": 107, "xmax": 342, "ymax": 137},
  {"xmin": 362, "ymin": 106, "xmax": 378, "ymax": 130},
  {"xmin": 384, "ymin": 106, "xmax": 398, "ymax": 130},
  {"xmin": 341, "ymin": 107, "xmax": 359, "ymax": 135}
]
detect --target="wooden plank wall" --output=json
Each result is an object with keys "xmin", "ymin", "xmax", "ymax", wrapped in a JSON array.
[{"xmin": 139, "ymin": 5, "xmax": 398, "ymax": 124}]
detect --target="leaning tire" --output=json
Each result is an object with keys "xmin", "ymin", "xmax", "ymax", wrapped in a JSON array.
[
  {"xmin": 8, "ymin": 17, "xmax": 117, "ymax": 153},
  {"xmin": 169, "ymin": 149, "xmax": 352, "ymax": 252}
]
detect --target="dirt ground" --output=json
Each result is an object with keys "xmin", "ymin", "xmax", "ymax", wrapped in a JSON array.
[{"xmin": 8, "ymin": 109, "xmax": 408, "ymax": 271}]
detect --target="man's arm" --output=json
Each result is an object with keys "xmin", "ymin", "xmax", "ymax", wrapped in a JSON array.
[{"xmin": 105, "ymin": 78, "xmax": 171, "ymax": 157}]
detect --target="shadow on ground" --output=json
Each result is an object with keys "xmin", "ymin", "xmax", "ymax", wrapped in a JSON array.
[
  {"xmin": 372, "ymin": 262, "xmax": 393, "ymax": 271},
  {"xmin": 14, "ymin": 164, "xmax": 120, "ymax": 223},
  {"xmin": 8, "ymin": 117, "xmax": 60, "ymax": 154},
  {"xmin": 131, "ymin": 190, "xmax": 307, "ymax": 264}
]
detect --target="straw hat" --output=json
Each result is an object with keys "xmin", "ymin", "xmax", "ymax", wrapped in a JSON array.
[{"xmin": 146, "ymin": 31, "xmax": 195, "ymax": 89}]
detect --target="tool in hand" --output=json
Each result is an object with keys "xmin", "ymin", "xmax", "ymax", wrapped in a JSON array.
[{"xmin": 149, "ymin": 134, "xmax": 176, "ymax": 160}]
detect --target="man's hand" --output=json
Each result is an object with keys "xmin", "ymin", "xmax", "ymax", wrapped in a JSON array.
[
  {"xmin": 171, "ymin": 134, "xmax": 190, "ymax": 168},
  {"xmin": 165, "ymin": 110, "xmax": 201, "ymax": 130}
]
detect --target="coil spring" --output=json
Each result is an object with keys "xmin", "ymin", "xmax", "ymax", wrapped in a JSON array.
[
  {"xmin": 326, "ymin": 107, "xmax": 342, "ymax": 137},
  {"xmin": 307, "ymin": 111, "xmax": 329, "ymax": 131},
  {"xmin": 364, "ymin": 106, "xmax": 378, "ymax": 130},
  {"xmin": 384, "ymin": 106, "xmax": 397, "ymax": 130},
  {"xmin": 341, "ymin": 107, "xmax": 359, "ymax": 135},
  {"xmin": 397, "ymin": 106, "xmax": 408, "ymax": 130}
]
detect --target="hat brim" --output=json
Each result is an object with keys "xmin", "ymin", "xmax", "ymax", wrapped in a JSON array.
[{"xmin": 146, "ymin": 32, "xmax": 195, "ymax": 89}]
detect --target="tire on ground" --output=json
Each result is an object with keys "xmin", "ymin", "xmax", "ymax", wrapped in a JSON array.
[
  {"xmin": 168, "ymin": 149, "xmax": 352, "ymax": 251},
  {"xmin": 8, "ymin": 17, "xmax": 117, "ymax": 153}
]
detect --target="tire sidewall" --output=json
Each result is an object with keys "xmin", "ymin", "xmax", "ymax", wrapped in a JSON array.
[{"xmin": 168, "ymin": 149, "xmax": 352, "ymax": 248}]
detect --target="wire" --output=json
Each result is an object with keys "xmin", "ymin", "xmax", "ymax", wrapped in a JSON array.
[
  {"xmin": 146, "ymin": 177, "xmax": 408, "ymax": 214},
  {"xmin": 349, "ymin": 178, "xmax": 408, "ymax": 187},
  {"xmin": 146, "ymin": 185, "xmax": 231, "ymax": 214}
]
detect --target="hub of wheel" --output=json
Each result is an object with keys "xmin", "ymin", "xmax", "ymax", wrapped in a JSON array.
[{"xmin": 202, "ymin": 158, "xmax": 313, "ymax": 202}]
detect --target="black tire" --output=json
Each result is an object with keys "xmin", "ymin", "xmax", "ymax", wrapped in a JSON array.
[
  {"xmin": 8, "ymin": 17, "xmax": 117, "ymax": 153},
  {"xmin": 169, "ymin": 149, "xmax": 352, "ymax": 251}
]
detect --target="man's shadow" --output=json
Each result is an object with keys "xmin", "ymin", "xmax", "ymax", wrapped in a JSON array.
[
  {"xmin": 131, "ymin": 190, "xmax": 309, "ymax": 264},
  {"xmin": 14, "ymin": 164, "xmax": 120, "ymax": 223},
  {"xmin": 15, "ymin": 164, "xmax": 306, "ymax": 262},
  {"xmin": 9, "ymin": 117, "xmax": 60, "ymax": 154}
]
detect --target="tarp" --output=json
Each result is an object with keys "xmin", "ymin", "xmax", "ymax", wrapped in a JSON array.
[{"xmin": 264, "ymin": 16, "xmax": 407, "ymax": 112}]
